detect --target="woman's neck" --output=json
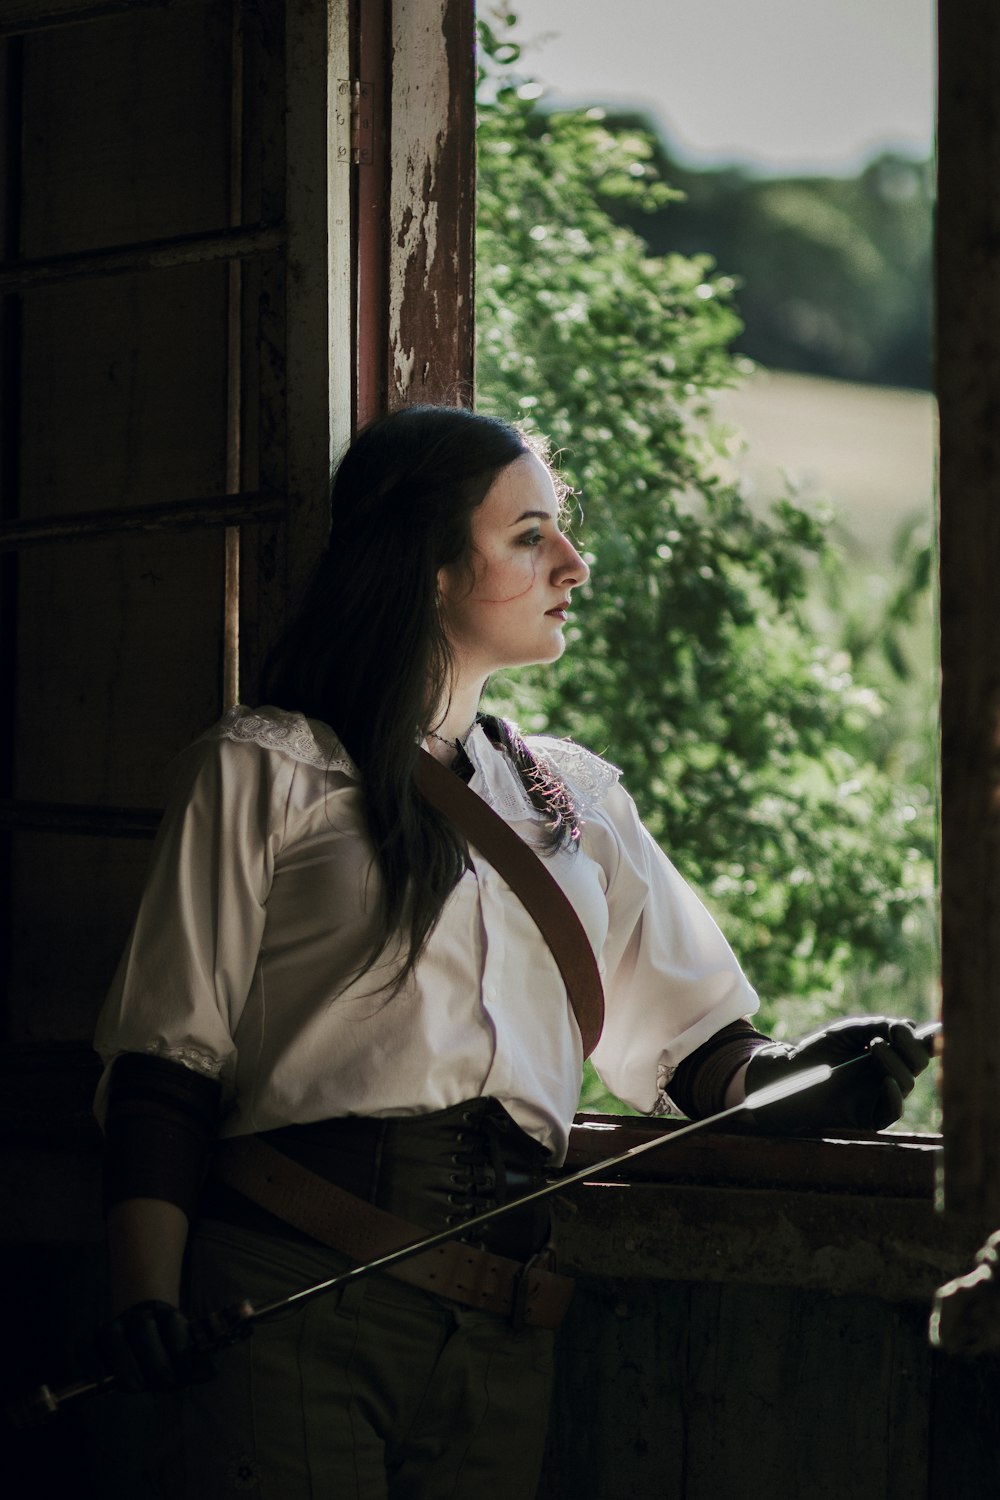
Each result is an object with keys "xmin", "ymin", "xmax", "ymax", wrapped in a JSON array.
[{"xmin": 426, "ymin": 677, "xmax": 486, "ymax": 760}]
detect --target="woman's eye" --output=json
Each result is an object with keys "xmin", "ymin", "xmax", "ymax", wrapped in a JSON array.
[{"xmin": 517, "ymin": 531, "xmax": 543, "ymax": 548}]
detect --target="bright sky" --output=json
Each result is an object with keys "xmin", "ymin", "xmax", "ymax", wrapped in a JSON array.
[{"xmin": 502, "ymin": 0, "xmax": 935, "ymax": 174}]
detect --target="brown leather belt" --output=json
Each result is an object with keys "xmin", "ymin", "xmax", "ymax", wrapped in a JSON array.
[{"xmin": 213, "ymin": 1134, "xmax": 575, "ymax": 1330}]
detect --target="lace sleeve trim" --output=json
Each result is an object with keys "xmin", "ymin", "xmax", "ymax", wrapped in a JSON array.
[
  {"xmin": 651, "ymin": 1060, "xmax": 684, "ymax": 1117},
  {"xmin": 206, "ymin": 705, "xmax": 357, "ymax": 776},
  {"xmin": 141, "ymin": 1041, "xmax": 227, "ymax": 1079},
  {"xmin": 527, "ymin": 735, "xmax": 622, "ymax": 817}
]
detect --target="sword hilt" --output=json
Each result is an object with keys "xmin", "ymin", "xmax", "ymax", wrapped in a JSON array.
[{"xmin": 6, "ymin": 1298, "xmax": 256, "ymax": 1426}]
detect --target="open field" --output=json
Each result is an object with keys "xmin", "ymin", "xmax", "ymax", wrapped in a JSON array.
[{"xmin": 715, "ymin": 369, "xmax": 937, "ymax": 562}]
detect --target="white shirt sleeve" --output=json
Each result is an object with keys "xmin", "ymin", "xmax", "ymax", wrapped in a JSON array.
[
  {"xmin": 578, "ymin": 780, "xmax": 760, "ymax": 1114},
  {"xmin": 93, "ymin": 734, "xmax": 295, "ymax": 1109}
]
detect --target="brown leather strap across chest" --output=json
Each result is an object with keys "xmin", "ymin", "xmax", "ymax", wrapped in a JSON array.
[{"xmin": 415, "ymin": 747, "xmax": 605, "ymax": 1058}]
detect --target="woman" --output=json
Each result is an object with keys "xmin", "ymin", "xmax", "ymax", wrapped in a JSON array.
[{"xmin": 95, "ymin": 405, "xmax": 929, "ymax": 1499}]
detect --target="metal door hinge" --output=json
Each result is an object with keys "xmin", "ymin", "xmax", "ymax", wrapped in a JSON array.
[{"xmin": 335, "ymin": 79, "xmax": 374, "ymax": 165}]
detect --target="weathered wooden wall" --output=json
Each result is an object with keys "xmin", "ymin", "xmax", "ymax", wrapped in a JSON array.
[
  {"xmin": 4, "ymin": 4, "xmax": 231, "ymax": 1055},
  {"xmin": 0, "ymin": 6, "xmax": 339, "ymax": 1487},
  {"xmin": 535, "ymin": 1122, "xmax": 1000, "ymax": 1500},
  {"xmin": 544, "ymin": 1275, "xmax": 1000, "ymax": 1500}
]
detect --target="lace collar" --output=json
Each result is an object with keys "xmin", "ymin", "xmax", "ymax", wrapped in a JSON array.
[
  {"xmin": 210, "ymin": 706, "xmax": 621, "ymax": 820},
  {"xmin": 464, "ymin": 726, "xmax": 621, "ymax": 820},
  {"xmin": 526, "ymin": 733, "xmax": 622, "ymax": 817},
  {"xmin": 209, "ymin": 705, "xmax": 354, "ymax": 773}
]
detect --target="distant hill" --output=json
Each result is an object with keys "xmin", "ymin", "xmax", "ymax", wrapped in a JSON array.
[{"xmin": 547, "ymin": 105, "xmax": 933, "ymax": 392}]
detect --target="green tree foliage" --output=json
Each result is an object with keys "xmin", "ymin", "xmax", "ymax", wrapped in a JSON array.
[
  {"xmin": 602, "ymin": 122, "xmax": 933, "ymax": 391},
  {"xmin": 475, "ymin": 12, "xmax": 935, "ymax": 1043}
]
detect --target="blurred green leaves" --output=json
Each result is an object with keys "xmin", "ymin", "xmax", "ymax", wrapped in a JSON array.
[{"xmin": 475, "ymin": 13, "xmax": 936, "ymax": 1058}]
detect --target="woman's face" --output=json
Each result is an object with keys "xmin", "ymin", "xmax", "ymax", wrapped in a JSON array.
[{"xmin": 438, "ymin": 452, "xmax": 590, "ymax": 678}]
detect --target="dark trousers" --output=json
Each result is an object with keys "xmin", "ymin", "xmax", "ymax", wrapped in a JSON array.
[{"xmin": 166, "ymin": 1218, "xmax": 555, "ymax": 1499}]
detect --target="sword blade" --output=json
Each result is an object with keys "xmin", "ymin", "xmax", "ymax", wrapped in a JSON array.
[{"xmin": 18, "ymin": 1018, "xmax": 941, "ymax": 1414}]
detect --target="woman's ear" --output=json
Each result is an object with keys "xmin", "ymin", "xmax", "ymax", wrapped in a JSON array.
[
  {"xmin": 438, "ymin": 549, "xmax": 480, "ymax": 604},
  {"xmin": 437, "ymin": 564, "xmax": 464, "ymax": 605}
]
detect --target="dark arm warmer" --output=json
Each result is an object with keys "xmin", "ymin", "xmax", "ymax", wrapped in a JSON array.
[
  {"xmin": 666, "ymin": 1018, "xmax": 771, "ymax": 1119},
  {"xmin": 103, "ymin": 1052, "xmax": 222, "ymax": 1221}
]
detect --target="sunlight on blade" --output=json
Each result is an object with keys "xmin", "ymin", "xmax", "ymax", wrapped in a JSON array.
[{"xmin": 744, "ymin": 1064, "xmax": 833, "ymax": 1113}]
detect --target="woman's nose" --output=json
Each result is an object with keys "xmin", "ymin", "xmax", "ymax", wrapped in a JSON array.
[{"xmin": 554, "ymin": 538, "xmax": 590, "ymax": 588}]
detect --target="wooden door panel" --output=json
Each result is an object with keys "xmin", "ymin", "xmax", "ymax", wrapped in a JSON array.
[
  {"xmin": 13, "ymin": 537, "xmax": 225, "ymax": 805},
  {"xmin": 8, "ymin": 830, "xmax": 153, "ymax": 1044},
  {"xmin": 20, "ymin": 7, "xmax": 231, "ymax": 257},
  {"xmin": 19, "ymin": 269, "xmax": 229, "ymax": 516}
]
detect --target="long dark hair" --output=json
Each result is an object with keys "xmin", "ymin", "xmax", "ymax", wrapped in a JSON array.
[{"xmin": 264, "ymin": 405, "xmax": 579, "ymax": 989}]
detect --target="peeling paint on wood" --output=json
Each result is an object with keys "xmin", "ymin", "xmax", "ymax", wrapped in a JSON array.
[{"xmin": 387, "ymin": 0, "xmax": 474, "ymax": 407}]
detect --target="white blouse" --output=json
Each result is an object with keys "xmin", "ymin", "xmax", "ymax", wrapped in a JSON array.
[{"xmin": 94, "ymin": 706, "xmax": 759, "ymax": 1163}]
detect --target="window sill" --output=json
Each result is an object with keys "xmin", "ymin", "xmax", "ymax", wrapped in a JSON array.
[
  {"xmin": 566, "ymin": 1111, "xmax": 941, "ymax": 1198},
  {"xmin": 559, "ymin": 1113, "xmax": 988, "ymax": 1302}
]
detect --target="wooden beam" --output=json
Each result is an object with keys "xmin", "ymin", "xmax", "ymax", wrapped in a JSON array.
[
  {"xmin": 0, "ymin": 490, "xmax": 285, "ymax": 548},
  {"xmin": 0, "ymin": 0, "xmax": 203, "ymax": 37},
  {"xmin": 386, "ymin": 0, "xmax": 475, "ymax": 408},
  {"xmin": 354, "ymin": 0, "xmax": 389, "ymax": 428},
  {"xmin": 938, "ymin": 0, "xmax": 1000, "ymax": 1218},
  {"xmin": 556, "ymin": 1181, "xmax": 994, "ymax": 1304},
  {"xmin": 280, "ymin": 0, "xmax": 351, "ymax": 607},
  {"xmin": 0, "ymin": 223, "xmax": 285, "ymax": 291},
  {"xmin": 566, "ymin": 1113, "xmax": 940, "ymax": 1200}
]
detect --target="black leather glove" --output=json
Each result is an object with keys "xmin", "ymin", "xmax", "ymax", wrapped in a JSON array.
[
  {"xmin": 744, "ymin": 1016, "xmax": 932, "ymax": 1134},
  {"xmin": 96, "ymin": 1300, "xmax": 216, "ymax": 1393}
]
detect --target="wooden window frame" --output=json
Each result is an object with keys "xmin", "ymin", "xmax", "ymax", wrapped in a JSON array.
[
  {"xmin": 550, "ymin": 0, "xmax": 1000, "ymax": 1299},
  {"xmin": 936, "ymin": 0, "xmax": 1000, "ymax": 1225}
]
